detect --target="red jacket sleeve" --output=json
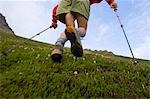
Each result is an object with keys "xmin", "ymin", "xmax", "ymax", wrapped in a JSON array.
[
  {"xmin": 90, "ymin": 0, "xmax": 102, "ymax": 4},
  {"xmin": 105, "ymin": 0, "xmax": 114, "ymax": 5},
  {"xmin": 52, "ymin": 5, "xmax": 58, "ymax": 23}
]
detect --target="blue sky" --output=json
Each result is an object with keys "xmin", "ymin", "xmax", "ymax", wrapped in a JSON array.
[{"xmin": 0, "ymin": 0, "xmax": 150, "ymax": 60}]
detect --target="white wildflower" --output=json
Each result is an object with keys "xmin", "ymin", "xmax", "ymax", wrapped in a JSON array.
[
  {"xmin": 94, "ymin": 60, "xmax": 97, "ymax": 64},
  {"xmin": 73, "ymin": 57, "xmax": 77, "ymax": 60},
  {"xmin": 86, "ymin": 72, "xmax": 89, "ymax": 75},
  {"xmin": 12, "ymin": 50, "xmax": 15, "ymax": 53},
  {"xmin": 19, "ymin": 72, "xmax": 23, "ymax": 75},
  {"xmin": 96, "ymin": 68, "xmax": 100, "ymax": 71},
  {"xmin": 46, "ymin": 57, "xmax": 49, "ymax": 60},
  {"xmin": 24, "ymin": 47, "xmax": 28, "ymax": 50},
  {"xmin": 48, "ymin": 54, "xmax": 51, "ymax": 57},
  {"xmin": 74, "ymin": 71, "xmax": 78, "ymax": 75},
  {"xmin": 83, "ymin": 57, "xmax": 85, "ymax": 61}
]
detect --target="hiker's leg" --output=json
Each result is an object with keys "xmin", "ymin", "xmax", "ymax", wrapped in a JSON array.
[
  {"xmin": 76, "ymin": 13, "xmax": 88, "ymax": 37},
  {"xmin": 65, "ymin": 13, "xmax": 75, "ymax": 27},
  {"xmin": 54, "ymin": 12, "xmax": 75, "ymax": 45},
  {"xmin": 51, "ymin": 32, "xmax": 67, "ymax": 62},
  {"xmin": 51, "ymin": 31, "xmax": 67, "ymax": 62},
  {"xmin": 51, "ymin": 13, "xmax": 76, "ymax": 61},
  {"xmin": 65, "ymin": 12, "xmax": 83, "ymax": 57},
  {"xmin": 65, "ymin": 13, "xmax": 76, "ymax": 33},
  {"xmin": 55, "ymin": 13, "xmax": 74, "ymax": 46}
]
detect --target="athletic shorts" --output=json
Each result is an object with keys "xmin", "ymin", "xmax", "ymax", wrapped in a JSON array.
[{"xmin": 56, "ymin": 0, "xmax": 90, "ymax": 24}]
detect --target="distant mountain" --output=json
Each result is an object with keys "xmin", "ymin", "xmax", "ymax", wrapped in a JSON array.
[{"xmin": 0, "ymin": 13, "xmax": 14, "ymax": 34}]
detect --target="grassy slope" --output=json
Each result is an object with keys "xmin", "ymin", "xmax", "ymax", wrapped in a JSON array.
[{"xmin": 0, "ymin": 31, "xmax": 150, "ymax": 98}]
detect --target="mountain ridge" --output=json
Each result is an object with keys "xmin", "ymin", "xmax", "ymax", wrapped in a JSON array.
[{"xmin": 0, "ymin": 13, "xmax": 14, "ymax": 34}]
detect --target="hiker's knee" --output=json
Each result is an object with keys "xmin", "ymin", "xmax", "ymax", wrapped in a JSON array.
[{"xmin": 77, "ymin": 27, "xmax": 86, "ymax": 37}]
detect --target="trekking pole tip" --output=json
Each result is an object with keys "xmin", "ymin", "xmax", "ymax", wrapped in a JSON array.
[{"xmin": 133, "ymin": 60, "xmax": 139, "ymax": 65}]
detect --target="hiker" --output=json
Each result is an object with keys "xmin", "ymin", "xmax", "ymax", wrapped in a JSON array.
[{"xmin": 50, "ymin": 0, "xmax": 117, "ymax": 62}]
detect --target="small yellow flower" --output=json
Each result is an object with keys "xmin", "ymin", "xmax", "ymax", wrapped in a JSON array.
[
  {"xmin": 83, "ymin": 57, "xmax": 85, "ymax": 61},
  {"xmin": 94, "ymin": 60, "xmax": 97, "ymax": 64}
]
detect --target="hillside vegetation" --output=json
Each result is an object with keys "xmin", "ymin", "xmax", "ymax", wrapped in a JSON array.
[{"xmin": 0, "ymin": 31, "xmax": 150, "ymax": 98}]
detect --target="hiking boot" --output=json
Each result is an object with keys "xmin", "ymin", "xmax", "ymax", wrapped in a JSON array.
[
  {"xmin": 65, "ymin": 26, "xmax": 83, "ymax": 57},
  {"xmin": 51, "ymin": 45, "xmax": 63, "ymax": 62}
]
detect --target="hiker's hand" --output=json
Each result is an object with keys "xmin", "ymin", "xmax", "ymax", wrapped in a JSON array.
[
  {"xmin": 110, "ymin": 2, "xmax": 117, "ymax": 11},
  {"xmin": 50, "ymin": 22, "xmax": 57, "ymax": 29}
]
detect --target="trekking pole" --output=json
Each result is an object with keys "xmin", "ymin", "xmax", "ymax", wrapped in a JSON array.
[
  {"xmin": 28, "ymin": 27, "xmax": 50, "ymax": 40},
  {"xmin": 0, "ymin": 26, "xmax": 51, "ymax": 57},
  {"xmin": 114, "ymin": 9, "xmax": 138, "ymax": 64}
]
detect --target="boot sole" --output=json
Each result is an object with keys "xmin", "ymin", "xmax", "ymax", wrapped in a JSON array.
[
  {"xmin": 65, "ymin": 30, "xmax": 83, "ymax": 57},
  {"xmin": 51, "ymin": 53, "xmax": 62, "ymax": 62}
]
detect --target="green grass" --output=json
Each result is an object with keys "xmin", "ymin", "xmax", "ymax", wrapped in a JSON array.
[{"xmin": 0, "ymin": 31, "xmax": 150, "ymax": 98}]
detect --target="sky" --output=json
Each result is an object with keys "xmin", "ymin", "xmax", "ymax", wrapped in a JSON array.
[{"xmin": 0, "ymin": 0, "xmax": 150, "ymax": 60}]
